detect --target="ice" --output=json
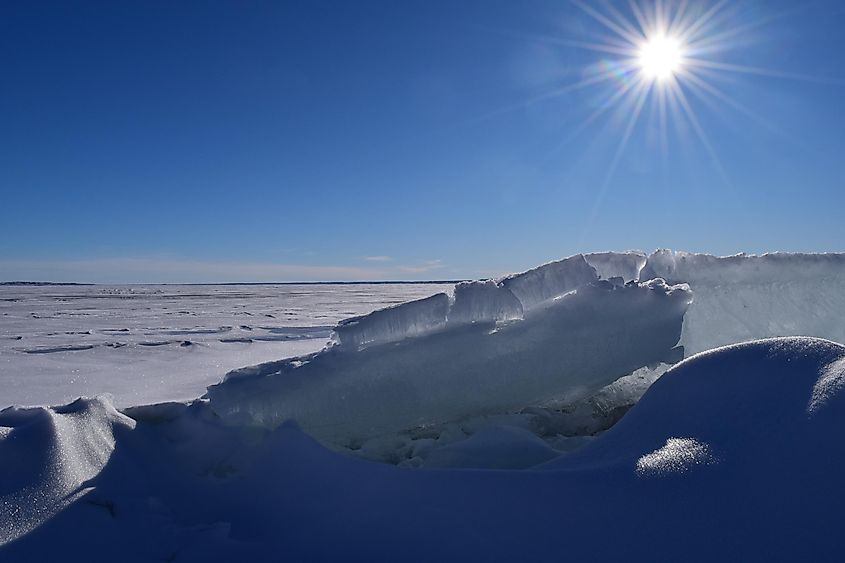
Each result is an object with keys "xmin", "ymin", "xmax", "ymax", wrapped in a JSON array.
[
  {"xmin": 333, "ymin": 292, "xmax": 451, "ymax": 349},
  {"xmin": 6, "ymin": 252, "xmax": 845, "ymax": 560},
  {"xmin": 446, "ymin": 280, "xmax": 523, "ymax": 326},
  {"xmin": 640, "ymin": 250, "xmax": 845, "ymax": 354},
  {"xmin": 641, "ymin": 249, "xmax": 845, "ymax": 285},
  {"xmin": 499, "ymin": 254, "xmax": 598, "ymax": 311},
  {"xmin": 207, "ymin": 277, "xmax": 691, "ymax": 445},
  {"xmin": 584, "ymin": 250, "xmax": 647, "ymax": 282}
]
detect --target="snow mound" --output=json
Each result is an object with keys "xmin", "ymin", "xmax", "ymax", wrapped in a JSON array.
[
  {"xmin": 640, "ymin": 250, "xmax": 845, "ymax": 354},
  {"xmin": 543, "ymin": 336, "xmax": 845, "ymax": 473},
  {"xmin": 0, "ymin": 396, "xmax": 134, "ymax": 545},
  {"xmin": 809, "ymin": 356, "xmax": 845, "ymax": 415},
  {"xmin": 207, "ymin": 277, "xmax": 691, "ymax": 446}
]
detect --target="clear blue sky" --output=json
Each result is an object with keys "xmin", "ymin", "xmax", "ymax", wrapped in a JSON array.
[{"xmin": 2, "ymin": 0, "xmax": 844, "ymax": 282}]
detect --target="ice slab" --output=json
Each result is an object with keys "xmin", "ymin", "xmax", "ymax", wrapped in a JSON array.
[
  {"xmin": 446, "ymin": 280, "xmax": 523, "ymax": 326},
  {"xmin": 333, "ymin": 293, "xmax": 450, "ymax": 350},
  {"xmin": 641, "ymin": 250, "xmax": 845, "ymax": 354},
  {"xmin": 499, "ymin": 254, "xmax": 598, "ymax": 311},
  {"xmin": 207, "ymin": 278, "xmax": 691, "ymax": 445}
]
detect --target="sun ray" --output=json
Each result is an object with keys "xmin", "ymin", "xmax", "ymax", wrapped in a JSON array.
[
  {"xmin": 627, "ymin": 0, "xmax": 650, "ymax": 38},
  {"xmin": 563, "ymin": 68, "xmax": 647, "ymax": 143},
  {"xmin": 465, "ymin": 67, "xmax": 626, "ymax": 126},
  {"xmin": 667, "ymin": 78, "xmax": 731, "ymax": 185},
  {"xmin": 677, "ymin": 0, "xmax": 731, "ymax": 44},
  {"xmin": 657, "ymin": 81, "xmax": 669, "ymax": 176},
  {"xmin": 484, "ymin": 27, "xmax": 635, "ymax": 57},
  {"xmin": 684, "ymin": 58, "xmax": 845, "ymax": 84},
  {"xmin": 468, "ymin": 0, "xmax": 843, "ymax": 195},
  {"xmin": 667, "ymin": 0, "xmax": 690, "ymax": 36},
  {"xmin": 679, "ymin": 67, "xmax": 790, "ymax": 138},
  {"xmin": 582, "ymin": 78, "xmax": 653, "ymax": 238},
  {"xmin": 571, "ymin": 0, "xmax": 644, "ymax": 46},
  {"xmin": 597, "ymin": 0, "xmax": 644, "ymax": 44}
]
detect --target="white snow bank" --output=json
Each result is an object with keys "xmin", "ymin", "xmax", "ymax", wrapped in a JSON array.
[
  {"xmin": 207, "ymin": 278, "xmax": 691, "ymax": 445},
  {"xmin": 0, "ymin": 396, "xmax": 134, "ymax": 545},
  {"xmin": 641, "ymin": 250, "xmax": 845, "ymax": 354}
]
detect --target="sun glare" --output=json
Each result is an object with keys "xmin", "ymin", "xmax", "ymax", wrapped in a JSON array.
[
  {"xmin": 638, "ymin": 35, "xmax": 683, "ymax": 81},
  {"xmin": 488, "ymin": 0, "xmax": 805, "ymax": 194}
]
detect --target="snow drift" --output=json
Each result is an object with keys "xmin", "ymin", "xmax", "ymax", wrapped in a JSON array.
[
  {"xmin": 0, "ymin": 397, "xmax": 134, "ymax": 545},
  {"xmin": 3, "ymin": 337, "xmax": 845, "ymax": 561}
]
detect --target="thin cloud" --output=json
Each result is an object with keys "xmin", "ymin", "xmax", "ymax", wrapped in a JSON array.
[
  {"xmin": 397, "ymin": 259, "xmax": 445, "ymax": 274},
  {"xmin": 0, "ymin": 258, "xmax": 391, "ymax": 284},
  {"xmin": 365, "ymin": 256, "xmax": 393, "ymax": 262}
]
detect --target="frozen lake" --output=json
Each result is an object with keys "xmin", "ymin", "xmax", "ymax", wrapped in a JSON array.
[{"xmin": 0, "ymin": 283, "xmax": 453, "ymax": 408}]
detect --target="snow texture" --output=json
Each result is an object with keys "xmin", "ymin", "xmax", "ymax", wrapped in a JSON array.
[
  {"xmin": 0, "ymin": 283, "xmax": 452, "ymax": 408},
  {"xmin": 635, "ymin": 437, "xmax": 716, "ymax": 476},
  {"xmin": 0, "ymin": 396, "xmax": 134, "ymax": 545}
]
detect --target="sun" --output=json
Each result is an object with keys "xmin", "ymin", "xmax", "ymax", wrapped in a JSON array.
[{"xmin": 638, "ymin": 34, "xmax": 684, "ymax": 81}]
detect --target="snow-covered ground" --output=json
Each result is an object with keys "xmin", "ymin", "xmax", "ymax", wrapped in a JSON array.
[
  {"xmin": 0, "ymin": 283, "xmax": 453, "ymax": 408},
  {"xmin": 2, "ymin": 337, "xmax": 844, "ymax": 561},
  {"xmin": 2, "ymin": 250, "xmax": 845, "ymax": 561}
]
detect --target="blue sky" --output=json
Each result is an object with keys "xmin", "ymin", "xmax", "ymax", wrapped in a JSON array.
[{"xmin": 2, "ymin": 0, "xmax": 844, "ymax": 282}]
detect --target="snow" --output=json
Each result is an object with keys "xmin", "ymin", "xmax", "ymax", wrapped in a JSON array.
[
  {"xmin": 3, "ymin": 252, "xmax": 845, "ymax": 560},
  {"xmin": 421, "ymin": 425, "xmax": 559, "ymax": 469},
  {"xmin": 0, "ymin": 283, "xmax": 453, "ymax": 407},
  {"xmin": 0, "ymin": 396, "xmax": 134, "ymax": 545},
  {"xmin": 634, "ymin": 437, "xmax": 716, "ymax": 476},
  {"xmin": 3, "ymin": 337, "xmax": 845, "ymax": 561}
]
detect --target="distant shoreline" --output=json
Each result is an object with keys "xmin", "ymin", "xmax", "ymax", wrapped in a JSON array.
[{"xmin": 0, "ymin": 280, "xmax": 467, "ymax": 286}]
